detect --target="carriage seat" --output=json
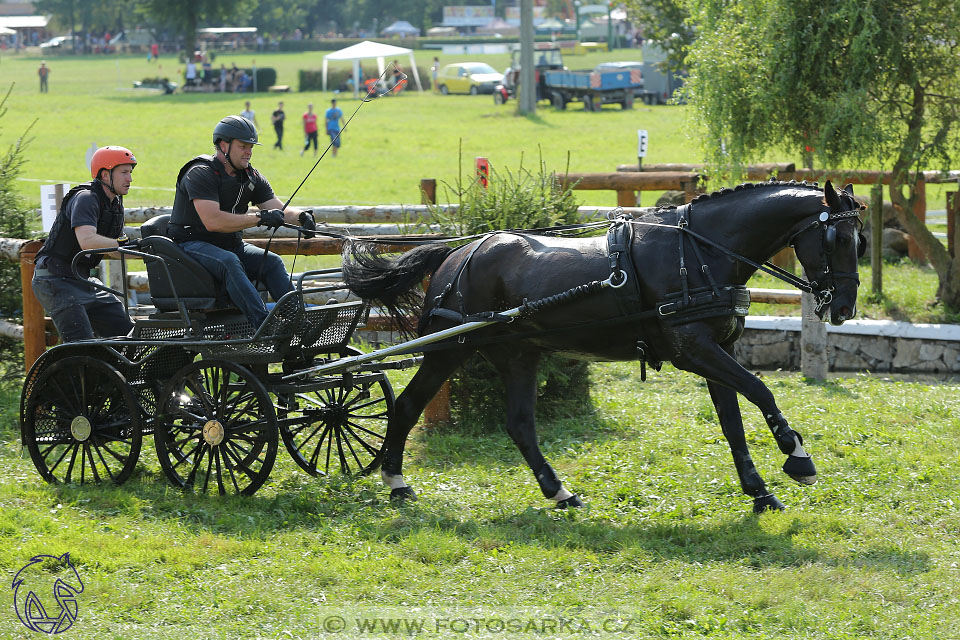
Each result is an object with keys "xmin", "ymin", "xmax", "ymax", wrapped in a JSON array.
[{"xmin": 139, "ymin": 214, "xmax": 226, "ymax": 312}]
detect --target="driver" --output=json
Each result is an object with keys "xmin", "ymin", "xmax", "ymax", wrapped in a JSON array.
[
  {"xmin": 32, "ymin": 146, "xmax": 137, "ymax": 342},
  {"xmin": 167, "ymin": 115, "xmax": 316, "ymax": 329}
]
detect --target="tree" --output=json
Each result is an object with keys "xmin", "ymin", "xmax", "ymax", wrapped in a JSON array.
[
  {"xmin": 621, "ymin": 0, "xmax": 693, "ymax": 72},
  {"xmin": 135, "ymin": 0, "xmax": 254, "ymax": 57},
  {"xmin": 683, "ymin": 0, "xmax": 960, "ymax": 308}
]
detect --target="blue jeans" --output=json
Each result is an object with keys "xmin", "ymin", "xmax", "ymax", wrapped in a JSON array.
[
  {"xmin": 32, "ymin": 271, "xmax": 133, "ymax": 342},
  {"xmin": 179, "ymin": 241, "xmax": 293, "ymax": 328}
]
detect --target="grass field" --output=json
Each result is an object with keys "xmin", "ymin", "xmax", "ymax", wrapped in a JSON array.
[
  {"xmin": 0, "ymin": 50, "xmax": 954, "ymax": 211},
  {"xmin": 1, "ymin": 363, "xmax": 958, "ymax": 639}
]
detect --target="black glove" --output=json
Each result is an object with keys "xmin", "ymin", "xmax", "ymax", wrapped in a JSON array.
[
  {"xmin": 117, "ymin": 235, "xmax": 141, "ymax": 250},
  {"xmin": 258, "ymin": 208, "xmax": 285, "ymax": 229},
  {"xmin": 298, "ymin": 210, "xmax": 317, "ymax": 239}
]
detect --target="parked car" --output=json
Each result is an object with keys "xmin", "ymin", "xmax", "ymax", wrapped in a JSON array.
[
  {"xmin": 436, "ymin": 62, "xmax": 504, "ymax": 95},
  {"xmin": 39, "ymin": 35, "xmax": 75, "ymax": 49}
]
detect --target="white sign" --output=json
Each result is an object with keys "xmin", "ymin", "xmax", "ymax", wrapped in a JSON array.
[
  {"xmin": 40, "ymin": 184, "xmax": 70, "ymax": 232},
  {"xmin": 637, "ymin": 129, "xmax": 648, "ymax": 158},
  {"xmin": 442, "ymin": 6, "xmax": 495, "ymax": 27}
]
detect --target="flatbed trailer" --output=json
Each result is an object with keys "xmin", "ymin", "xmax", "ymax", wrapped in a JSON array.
[{"xmin": 543, "ymin": 68, "xmax": 650, "ymax": 111}]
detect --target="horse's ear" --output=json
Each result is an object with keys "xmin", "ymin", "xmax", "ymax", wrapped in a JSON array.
[
  {"xmin": 843, "ymin": 183, "xmax": 855, "ymax": 196},
  {"xmin": 823, "ymin": 180, "xmax": 841, "ymax": 209}
]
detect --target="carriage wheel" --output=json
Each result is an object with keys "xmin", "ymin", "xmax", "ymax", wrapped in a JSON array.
[
  {"xmin": 23, "ymin": 357, "xmax": 142, "ymax": 486},
  {"xmin": 155, "ymin": 359, "xmax": 278, "ymax": 496},
  {"xmin": 278, "ymin": 346, "xmax": 392, "ymax": 477}
]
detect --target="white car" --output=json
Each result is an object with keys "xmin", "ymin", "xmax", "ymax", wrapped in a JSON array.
[{"xmin": 39, "ymin": 35, "xmax": 75, "ymax": 49}]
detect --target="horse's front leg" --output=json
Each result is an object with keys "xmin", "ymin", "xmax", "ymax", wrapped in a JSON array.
[
  {"xmin": 483, "ymin": 346, "xmax": 583, "ymax": 509},
  {"xmin": 707, "ymin": 380, "xmax": 784, "ymax": 512},
  {"xmin": 379, "ymin": 349, "xmax": 469, "ymax": 501},
  {"xmin": 672, "ymin": 332, "xmax": 817, "ymax": 488}
]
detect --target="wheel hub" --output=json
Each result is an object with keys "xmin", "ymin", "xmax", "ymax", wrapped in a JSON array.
[
  {"xmin": 70, "ymin": 416, "xmax": 92, "ymax": 442},
  {"xmin": 203, "ymin": 420, "xmax": 225, "ymax": 446}
]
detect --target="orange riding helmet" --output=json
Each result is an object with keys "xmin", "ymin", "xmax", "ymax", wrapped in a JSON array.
[{"xmin": 90, "ymin": 146, "xmax": 137, "ymax": 180}]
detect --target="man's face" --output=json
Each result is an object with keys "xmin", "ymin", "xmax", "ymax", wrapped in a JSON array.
[
  {"xmin": 225, "ymin": 140, "xmax": 254, "ymax": 169},
  {"xmin": 109, "ymin": 165, "xmax": 134, "ymax": 195}
]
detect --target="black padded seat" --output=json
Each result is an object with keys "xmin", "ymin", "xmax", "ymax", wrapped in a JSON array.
[{"xmin": 139, "ymin": 214, "xmax": 225, "ymax": 312}]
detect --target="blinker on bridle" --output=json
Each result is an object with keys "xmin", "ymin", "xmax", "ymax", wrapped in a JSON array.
[{"xmin": 789, "ymin": 208, "xmax": 866, "ymax": 313}]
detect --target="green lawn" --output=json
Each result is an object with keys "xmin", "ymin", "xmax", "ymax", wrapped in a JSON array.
[
  {"xmin": 1, "ymin": 363, "xmax": 958, "ymax": 639},
  {"xmin": 1, "ymin": 51, "xmax": 954, "ymax": 211}
]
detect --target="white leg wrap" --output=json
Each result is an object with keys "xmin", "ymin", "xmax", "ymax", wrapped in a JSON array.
[
  {"xmin": 790, "ymin": 435, "xmax": 810, "ymax": 458},
  {"xmin": 381, "ymin": 470, "xmax": 408, "ymax": 489},
  {"xmin": 551, "ymin": 486, "xmax": 574, "ymax": 502}
]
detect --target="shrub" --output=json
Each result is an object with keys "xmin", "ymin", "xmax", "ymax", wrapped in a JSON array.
[
  {"xmin": 0, "ymin": 85, "xmax": 38, "ymax": 385},
  {"xmin": 428, "ymin": 148, "xmax": 591, "ymax": 427},
  {"xmin": 253, "ymin": 67, "xmax": 277, "ymax": 91}
]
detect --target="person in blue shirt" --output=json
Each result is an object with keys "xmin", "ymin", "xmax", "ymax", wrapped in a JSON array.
[{"xmin": 325, "ymin": 99, "xmax": 345, "ymax": 157}]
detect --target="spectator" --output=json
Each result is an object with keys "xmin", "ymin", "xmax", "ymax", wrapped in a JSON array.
[
  {"xmin": 241, "ymin": 100, "xmax": 258, "ymax": 129},
  {"xmin": 431, "ymin": 56, "xmax": 440, "ymax": 91},
  {"xmin": 325, "ymin": 99, "xmax": 345, "ymax": 157},
  {"xmin": 185, "ymin": 59, "xmax": 197, "ymax": 87},
  {"xmin": 219, "ymin": 63, "xmax": 228, "ymax": 92},
  {"xmin": 38, "ymin": 61, "xmax": 50, "ymax": 93},
  {"xmin": 151, "ymin": 42, "xmax": 159, "ymax": 61},
  {"xmin": 300, "ymin": 103, "xmax": 318, "ymax": 157},
  {"xmin": 271, "ymin": 101, "xmax": 285, "ymax": 150}
]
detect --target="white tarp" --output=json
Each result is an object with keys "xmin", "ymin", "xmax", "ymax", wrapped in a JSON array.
[{"xmin": 322, "ymin": 40, "xmax": 423, "ymax": 97}]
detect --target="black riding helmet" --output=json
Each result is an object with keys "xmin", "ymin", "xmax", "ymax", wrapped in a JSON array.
[{"xmin": 213, "ymin": 115, "xmax": 261, "ymax": 147}]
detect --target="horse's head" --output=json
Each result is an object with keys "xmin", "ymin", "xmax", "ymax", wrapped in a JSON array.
[{"xmin": 790, "ymin": 180, "xmax": 865, "ymax": 325}]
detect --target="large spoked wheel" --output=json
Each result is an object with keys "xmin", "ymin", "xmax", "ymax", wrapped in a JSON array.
[
  {"xmin": 278, "ymin": 346, "xmax": 393, "ymax": 477},
  {"xmin": 156, "ymin": 359, "xmax": 278, "ymax": 496},
  {"xmin": 23, "ymin": 357, "xmax": 142, "ymax": 486}
]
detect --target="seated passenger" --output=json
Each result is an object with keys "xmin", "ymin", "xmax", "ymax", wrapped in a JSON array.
[{"xmin": 167, "ymin": 115, "xmax": 316, "ymax": 329}]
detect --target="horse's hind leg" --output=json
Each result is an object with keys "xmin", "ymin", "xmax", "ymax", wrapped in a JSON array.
[
  {"xmin": 707, "ymin": 380, "xmax": 784, "ymax": 513},
  {"xmin": 379, "ymin": 350, "xmax": 469, "ymax": 501},
  {"xmin": 672, "ymin": 334, "xmax": 817, "ymax": 490},
  {"xmin": 484, "ymin": 347, "xmax": 583, "ymax": 509}
]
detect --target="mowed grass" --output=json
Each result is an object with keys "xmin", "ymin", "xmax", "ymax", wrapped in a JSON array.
[
  {"xmin": 1, "ymin": 51, "xmax": 954, "ymax": 210},
  {"xmin": 1, "ymin": 363, "xmax": 958, "ymax": 638}
]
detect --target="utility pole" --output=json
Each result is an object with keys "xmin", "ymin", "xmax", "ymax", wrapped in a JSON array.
[{"xmin": 518, "ymin": 0, "xmax": 536, "ymax": 115}]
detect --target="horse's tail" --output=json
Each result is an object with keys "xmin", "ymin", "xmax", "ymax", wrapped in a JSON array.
[{"xmin": 341, "ymin": 240, "xmax": 455, "ymax": 336}]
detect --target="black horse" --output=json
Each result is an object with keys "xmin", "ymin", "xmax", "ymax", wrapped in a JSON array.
[{"xmin": 342, "ymin": 180, "xmax": 865, "ymax": 512}]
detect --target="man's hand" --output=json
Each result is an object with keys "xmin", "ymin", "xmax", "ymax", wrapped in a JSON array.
[
  {"xmin": 298, "ymin": 210, "xmax": 317, "ymax": 239},
  {"xmin": 258, "ymin": 208, "xmax": 285, "ymax": 229}
]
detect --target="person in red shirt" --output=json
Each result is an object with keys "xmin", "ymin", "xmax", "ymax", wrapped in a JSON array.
[{"xmin": 300, "ymin": 103, "xmax": 318, "ymax": 157}]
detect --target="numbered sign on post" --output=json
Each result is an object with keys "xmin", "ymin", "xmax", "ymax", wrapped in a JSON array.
[
  {"xmin": 476, "ymin": 157, "xmax": 490, "ymax": 189},
  {"xmin": 40, "ymin": 184, "xmax": 70, "ymax": 232},
  {"xmin": 637, "ymin": 130, "xmax": 648, "ymax": 158}
]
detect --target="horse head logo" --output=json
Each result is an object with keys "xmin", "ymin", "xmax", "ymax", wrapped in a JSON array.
[{"xmin": 12, "ymin": 553, "xmax": 84, "ymax": 634}]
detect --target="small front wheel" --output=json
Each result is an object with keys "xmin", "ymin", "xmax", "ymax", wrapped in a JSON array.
[
  {"xmin": 493, "ymin": 91, "xmax": 505, "ymax": 105},
  {"xmin": 439, "ymin": 85, "xmax": 449, "ymax": 95}
]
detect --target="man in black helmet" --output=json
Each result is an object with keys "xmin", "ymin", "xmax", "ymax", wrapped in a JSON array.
[{"xmin": 168, "ymin": 115, "xmax": 317, "ymax": 329}]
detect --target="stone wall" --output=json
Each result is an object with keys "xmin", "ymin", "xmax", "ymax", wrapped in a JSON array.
[{"xmin": 734, "ymin": 317, "xmax": 960, "ymax": 374}]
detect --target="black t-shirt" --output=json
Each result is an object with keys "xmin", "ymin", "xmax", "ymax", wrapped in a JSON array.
[
  {"xmin": 169, "ymin": 156, "xmax": 275, "ymax": 249},
  {"xmin": 272, "ymin": 109, "xmax": 285, "ymax": 126}
]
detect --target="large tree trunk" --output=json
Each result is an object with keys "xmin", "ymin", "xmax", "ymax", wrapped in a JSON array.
[{"xmin": 183, "ymin": 7, "xmax": 197, "ymax": 60}]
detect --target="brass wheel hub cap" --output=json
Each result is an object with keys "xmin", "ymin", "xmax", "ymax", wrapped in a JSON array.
[
  {"xmin": 203, "ymin": 420, "xmax": 225, "ymax": 446},
  {"xmin": 70, "ymin": 416, "xmax": 92, "ymax": 442}
]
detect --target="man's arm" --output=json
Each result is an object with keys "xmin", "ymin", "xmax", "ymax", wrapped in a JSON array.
[
  {"xmin": 75, "ymin": 225, "xmax": 123, "ymax": 251},
  {"xmin": 193, "ymin": 199, "xmax": 262, "ymax": 232}
]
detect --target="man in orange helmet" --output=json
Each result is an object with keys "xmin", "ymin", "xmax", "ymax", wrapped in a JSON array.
[{"xmin": 32, "ymin": 146, "xmax": 137, "ymax": 342}]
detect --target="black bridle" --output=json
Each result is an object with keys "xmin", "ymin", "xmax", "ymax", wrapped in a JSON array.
[{"xmin": 786, "ymin": 209, "xmax": 865, "ymax": 313}]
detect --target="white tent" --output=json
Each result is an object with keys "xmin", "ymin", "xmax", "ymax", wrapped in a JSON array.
[
  {"xmin": 381, "ymin": 20, "xmax": 419, "ymax": 37},
  {"xmin": 322, "ymin": 40, "xmax": 423, "ymax": 98}
]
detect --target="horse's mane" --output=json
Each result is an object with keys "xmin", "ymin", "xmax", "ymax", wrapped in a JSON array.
[{"xmin": 656, "ymin": 180, "xmax": 824, "ymax": 212}]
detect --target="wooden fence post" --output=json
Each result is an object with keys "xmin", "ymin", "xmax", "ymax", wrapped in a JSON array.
[
  {"xmin": 800, "ymin": 289, "xmax": 828, "ymax": 379},
  {"xmin": 20, "ymin": 240, "xmax": 47, "ymax": 371},
  {"xmin": 420, "ymin": 177, "xmax": 451, "ymax": 425},
  {"xmin": 871, "ymin": 184, "xmax": 883, "ymax": 295}
]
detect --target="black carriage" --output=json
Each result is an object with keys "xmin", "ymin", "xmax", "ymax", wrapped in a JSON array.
[{"xmin": 19, "ymin": 217, "xmax": 400, "ymax": 496}]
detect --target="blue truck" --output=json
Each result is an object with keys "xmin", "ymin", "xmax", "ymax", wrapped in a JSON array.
[{"xmin": 494, "ymin": 45, "xmax": 648, "ymax": 111}]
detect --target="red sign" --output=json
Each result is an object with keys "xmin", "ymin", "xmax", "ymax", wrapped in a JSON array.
[{"xmin": 476, "ymin": 157, "xmax": 490, "ymax": 189}]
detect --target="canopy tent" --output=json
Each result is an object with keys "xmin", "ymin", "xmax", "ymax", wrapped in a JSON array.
[
  {"xmin": 322, "ymin": 40, "xmax": 423, "ymax": 97},
  {"xmin": 381, "ymin": 20, "xmax": 419, "ymax": 37},
  {"xmin": 0, "ymin": 26, "xmax": 16, "ymax": 36}
]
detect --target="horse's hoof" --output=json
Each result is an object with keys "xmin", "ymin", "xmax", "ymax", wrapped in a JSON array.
[
  {"xmin": 783, "ymin": 455, "xmax": 818, "ymax": 485},
  {"xmin": 555, "ymin": 494, "xmax": 584, "ymax": 509},
  {"xmin": 390, "ymin": 486, "xmax": 417, "ymax": 502},
  {"xmin": 752, "ymin": 494, "xmax": 785, "ymax": 513}
]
